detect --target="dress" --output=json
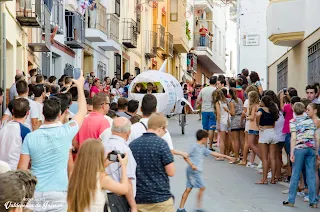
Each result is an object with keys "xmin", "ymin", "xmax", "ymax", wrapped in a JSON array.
[{"xmin": 230, "ymin": 98, "xmax": 243, "ymax": 130}]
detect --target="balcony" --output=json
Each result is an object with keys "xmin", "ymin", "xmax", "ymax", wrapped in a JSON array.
[
  {"xmin": 50, "ymin": 0, "xmax": 64, "ymax": 34},
  {"xmin": 122, "ymin": 19, "xmax": 138, "ymax": 48},
  {"xmin": 28, "ymin": 5, "xmax": 51, "ymax": 52},
  {"xmin": 85, "ymin": 3, "xmax": 108, "ymax": 42},
  {"xmin": 155, "ymin": 24, "xmax": 165, "ymax": 50},
  {"xmin": 98, "ymin": 14, "xmax": 121, "ymax": 51},
  {"xmin": 163, "ymin": 32, "xmax": 173, "ymax": 57},
  {"xmin": 16, "ymin": 0, "xmax": 47, "ymax": 27},
  {"xmin": 145, "ymin": 31, "xmax": 157, "ymax": 58},
  {"xmin": 267, "ymin": 0, "xmax": 305, "ymax": 47},
  {"xmin": 65, "ymin": 11, "xmax": 85, "ymax": 49},
  {"xmin": 187, "ymin": 53, "xmax": 197, "ymax": 73}
]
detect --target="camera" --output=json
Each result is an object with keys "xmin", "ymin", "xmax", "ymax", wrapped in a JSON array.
[{"xmin": 107, "ymin": 150, "xmax": 125, "ymax": 162}]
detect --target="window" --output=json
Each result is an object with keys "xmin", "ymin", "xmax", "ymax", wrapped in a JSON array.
[
  {"xmin": 114, "ymin": 53, "xmax": 121, "ymax": 79},
  {"xmin": 170, "ymin": 0, "xmax": 178, "ymax": 21},
  {"xmin": 64, "ymin": 63, "xmax": 74, "ymax": 77},
  {"xmin": 308, "ymin": 40, "xmax": 320, "ymax": 84},
  {"xmin": 97, "ymin": 61, "xmax": 107, "ymax": 81},
  {"xmin": 277, "ymin": 58, "xmax": 288, "ymax": 91},
  {"xmin": 115, "ymin": 0, "xmax": 120, "ymax": 17},
  {"xmin": 135, "ymin": 67, "xmax": 140, "ymax": 76}
]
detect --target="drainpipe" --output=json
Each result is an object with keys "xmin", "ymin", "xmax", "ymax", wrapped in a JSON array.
[{"xmin": 0, "ymin": 4, "xmax": 6, "ymax": 114}]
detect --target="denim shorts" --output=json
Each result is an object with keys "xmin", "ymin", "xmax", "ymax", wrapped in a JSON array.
[
  {"xmin": 186, "ymin": 168, "xmax": 205, "ymax": 188},
  {"xmin": 202, "ymin": 112, "xmax": 216, "ymax": 131},
  {"xmin": 248, "ymin": 130, "xmax": 259, "ymax": 135}
]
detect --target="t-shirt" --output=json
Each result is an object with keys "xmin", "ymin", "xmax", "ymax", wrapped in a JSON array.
[
  {"xmin": 9, "ymin": 83, "xmax": 18, "ymax": 101},
  {"xmin": 116, "ymin": 111, "xmax": 131, "ymax": 119},
  {"xmin": 197, "ymin": 86, "xmax": 216, "ymax": 112},
  {"xmin": 290, "ymin": 116, "xmax": 316, "ymax": 149},
  {"xmin": 90, "ymin": 86, "xmax": 100, "ymax": 97},
  {"xmin": 188, "ymin": 143, "xmax": 211, "ymax": 172},
  {"xmin": 69, "ymin": 101, "xmax": 79, "ymax": 114},
  {"xmin": 4, "ymin": 97, "xmax": 39, "ymax": 131},
  {"xmin": 129, "ymin": 133, "xmax": 174, "ymax": 204},
  {"xmin": 100, "ymin": 115, "xmax": 113, "ymax": 142},
  {"xmin": 0, "ymin": 121, "xmax": 30, "ymax": 170},
  {"xmin": 21, "ymin": 120, "xmax": 79, "ymax": 192},
  {"xmin": 34, "ymin": 101, "xmax": 44, "ymax": 123},
  {"xmin": 283, "ymin": 104, "xmax": 293, "ymax": 134},
  {"xmin": 128, "ymin": 118, "xmax": 174, "ymax": 150},
  {"xmin": 76, "ymin": 112, "xmax": 110, "ymax": 146},
  {"xmin": 275, "ymin": 112, "xmax": 285, "ymax": 142}
]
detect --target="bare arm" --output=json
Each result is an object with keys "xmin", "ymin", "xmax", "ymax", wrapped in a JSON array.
[
  {"xmin": 229, "ymin": 102, "xmax": 235, "ymax": 116},
  {"xmin": 215, "ymin": 102, "xmax": 221, "ymax": 128},
  {"xmin": 171, "ymin": 149, "xmax": 188, "ymax": 158},
  {"xmin": 72, "ymin": 71, "xmax": 87, "ymax": 128},
  {"xmin": 125, "ymin": 179, "xmax": 137, "ymax": 212},
  {"xmin": 290, "ymin": 132, "xmax": 297, "ymax": 156},
  {"xmin": 31, "ymin": 118, "xmax": 39, "ymax": 131},
  {"xmin": 256, "ymin": 111, "xmax": 262, "ymax": 129},
  {"xmin": 1, "ymin": 114, "xmax": 10, "ymax": 123},
  {"xmin": 165, "ymin": 162, "xmax": 175, "ymax": 177},
  {"xmin": 247, "ymin": 105, "xmax": 257, "ymax": 121},
  {"xmin": 316, "ymin": 131, "xmax": 319, "ymax": 157},
  {"xmin": 210, "ymin": 151, "xmax": 234, "ymax": 161},
  {"xmin": 68, "ymin": 150, "xmax": 74, "ymax": 178},
  {"xmin": 17, "ymin": 154, "xmax": 31, "ymax": 170},
  {"xmin": 100, "ymin": 166, "xmax": 129, "ymax": 195},
  {"xmin": 72, "ymin": 137, "xmax": 79, "ymax": 152}
]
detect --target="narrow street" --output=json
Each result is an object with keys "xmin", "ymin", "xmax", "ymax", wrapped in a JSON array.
[{"xmin": 168, "ymin": 114, "xmax": 315, "ymax": 212}]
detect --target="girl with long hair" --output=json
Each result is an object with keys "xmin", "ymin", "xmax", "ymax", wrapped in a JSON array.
[
  {"xmin": 67, "ymin": 139, "xmax": 129, "ymax": 212},
  {"xmin": 90, "ymin": 78, "xmax": 101, "ymax": 98},
  {"xmin": 213, "ymin": 89, "xmax": 231, "ymax": 160},
  {"xmin": 238, "ymin": 86, "xmax": 259, "ymax": 166},
  {"xmin": 255, "ymin": 96, "xmax": 279, "ymax": 184},
  {"xmin": 228, "ymin": 88, "xmax": 244, "ymax": 163},
  {"xmin": 246, "ymin": 91, "xmax": 262, "ymax": 164},
  {"xmin": 111, "ymin": 80, "xmax": 122, "ymax": 103}
]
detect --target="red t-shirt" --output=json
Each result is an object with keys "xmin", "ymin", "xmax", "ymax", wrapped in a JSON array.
[
  {"xmin": 199, "ymin": 28, "xmax": 208, "ymax": 36},
  {"xmin": 76, "ymin": 112, "xmax": 110, "ymax": 146},
  {"xmin": 236, "ymin": 88, "xmax": 245, "ymax": 102},
  {"xmin": 90, "ymin": 86, "xmax": 100, "ymax": 97}
]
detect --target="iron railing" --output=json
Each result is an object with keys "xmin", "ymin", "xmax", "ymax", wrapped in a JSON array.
[
  {"xmin": 155, "ymin": 24, "xmax": 165, "ymax": 50},
  {"xmin": 41, "ymin": 52, "xmax": 51, "ymax": 76},
  {"xmin": 64, "ymin": 63, "xmax": 74, "ymax": 77},
  {"xmin": 194, "ymin": 34, "xmax": 212, "ymax": 49},
  {"xmin": 107, "ymin": 14, "xmax": 119, "ymax": 42},
  {"xmin": 51, "ymin": 0, "xmax": 63, "ymax": 34},
  {"xmin": 91, "ymin": 3, "xmax": 107, "ymax": 34},
  {"xmin": 122, "ymin": 18, "xmax": 137, "ymax": 48},
  {"xmin": 65, "ymin": 11, "xmax": 85, "ymax": 48},
  {"xmin": 97, "ymin": 61, "xmax": 107, "ymax": 81},
  {"xmin": 164, "ymin": 32, "xmax": 173, "ymax": 57},
  {"xmin": 16, "ymin": 0, "xmax": 46, "ymax": 27},
  {"xmin": 145, "ymin": 31, "xmax": 157, "ymax": 58},
  {"xmin": 187, "ymin": 53, "xmax": 197, "ymax": 73}
]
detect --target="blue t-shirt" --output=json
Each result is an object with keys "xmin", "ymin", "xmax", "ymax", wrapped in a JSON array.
[
  {"xmin": 21, "ymin": 120, "xmax": 79, "ymax": 192},
  {"xmin": 69, "ymin": 102, "xmax": 79, "ymax": 114},
  {"xmin": 188, "ymin": 143, "xmax": 211, "ymax": 172},
  {"xmin": 129, "ymin": 133, "xmax": 174, "ymax": 204}
]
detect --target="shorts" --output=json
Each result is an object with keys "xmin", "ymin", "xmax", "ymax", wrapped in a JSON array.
[
  {"xmin": 259, "ymin": 128, "xmax": 277, "ymax": 144},
  {"xmin": 248, "ymin": 130, "xmax": 259, "ymax": 135},
  {"xmin": 202, "ymin": 112, "xmax": 216, "ymax": 131},
  {"xmin": 137, "ymin": 198, "xmax": 174, "ymax": 212},
  {"xmin": 218, "ymin": 123, "xmax": 230, "ymax": 132},
  {"xmin": 186, "ymin": 169, "xmax": 205, "ymax": 188},
  {"xmin": 245, "ymin": 121, "xmax": 249, "ymax": 132}
]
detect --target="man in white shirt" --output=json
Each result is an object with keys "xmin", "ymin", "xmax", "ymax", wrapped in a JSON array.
[
  {"xmin": 128, "ymin": 94, "xmax": 188, "ymax": 158},
  {"xmin": 2, "ymin": 80, "xmax": 39, "ymax": 131},
  {"xmin": 33, "ymin": 84, "xmax": 46, "ymax": 126},
  {"xmin": 0, "ymin": 98, "xmax": 31, "ymax": 170},
  {"xmin": 104, "ymin": 117, "xmax": 137, "ymax": 212}
]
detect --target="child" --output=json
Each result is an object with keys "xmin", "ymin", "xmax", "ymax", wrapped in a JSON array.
[{"xmin": 177, "ymin": 130, "xmax": 234, "ymax": 212}]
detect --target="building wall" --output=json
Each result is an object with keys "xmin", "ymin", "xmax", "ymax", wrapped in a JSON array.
[
  {"xmin": 268, "ymin": 28, "xmax": 320, "ymax": 95},
  {"xmin": 239, "ymin": 0, "xmax": 269, "ymax": 89}
]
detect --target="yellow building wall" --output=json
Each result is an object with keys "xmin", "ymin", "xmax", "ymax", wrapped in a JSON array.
[{"xmin": 268, "ymin": 28, "xmax": 320, "ymax": 95}]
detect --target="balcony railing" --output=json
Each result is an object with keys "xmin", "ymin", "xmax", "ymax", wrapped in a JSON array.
[
  {"xmin": 28, "ymin": 4, "xmax": 51, "ymax": 52},
  {"xmin": 93, "ymin": 3, "xmax": 107, "ymax": 34},
  {"xmin": 163, "ymin": 32, "xmax": 173, "ymax": 57},
  {"xmin": 65, "ymin": 11, "xmax": 85, "ymax": 49},
  {"xmin": 122, "ymin": 18, "xmax": 137, "ymax": 48},
  {"xmin": 107, "ymin": 14, "xmax": 119, "ymax": 42},
  {"xmin": 51, "ymin": 0, "xmax": 63, "ymax": 34},
  {"xmin": 187, "ymin": 53, "xmax": 197, "ymax": 73},
  {"xmin": 16, "ymin": 0, "xmax": 46, "ymax": 27},
  {"xmin": 155, "ymin": 24, "xmax": 165, "ymax": 50},
  {"xmin": 194, "ymin": 34, "xmax": 212, "ymax": 51},
  {"xmin": 145, "ymin": 31, "xmax": 157, "ymax": 58}
]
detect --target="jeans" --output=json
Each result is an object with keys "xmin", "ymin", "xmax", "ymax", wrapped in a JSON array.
[
  {"xmin": 288, "ymin": 148, "xmax": 317, "ymax": 205},
  {"xmin": 27, "ymin": 191, "xmax": 67, "ymax": 212},
  {"xmin": 200, "ymin": 36, "xmax": 206, "ymax": 46}
]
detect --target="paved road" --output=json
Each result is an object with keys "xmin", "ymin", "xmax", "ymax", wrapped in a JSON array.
[{"xmin": 168, "ymin": 114, "xmax": 315, "ymax": 212}]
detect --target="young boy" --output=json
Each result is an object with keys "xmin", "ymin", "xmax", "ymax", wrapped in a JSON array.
[{"xmin": 177, "ymin": 129, "xmax": 234, "ymax": 212}]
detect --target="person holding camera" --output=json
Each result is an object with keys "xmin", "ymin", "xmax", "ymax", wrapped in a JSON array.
[
  {"xmin": 103, "ymin": 117, "xmax": 137, "ymax": 212},
  {"xmin": 67, "ymin": 139, "xmax": 129, "ymax": 212}
]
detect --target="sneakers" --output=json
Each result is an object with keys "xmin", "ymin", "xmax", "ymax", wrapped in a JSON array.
[
  {"xmin": 297, "ymin": 191, "xmax": 305, "ymax": 197},
  {"xmin": 195, "ymin": 210, "xmax": 205, "ymax": 212},
  {"xmin": 176, "ymin": 209, "xmax": 187, "ymax": 212},
  {"xmin": 257, "ymin": 161, "xmax": 263, "ymax": 169},
  {"xmin": 282, "ymin": 189, "xmax": 289, "ymax": 194},
  {"xmin": 246, "ymin": 162, "xmax": 257, "ymax": 168},
  {"xmin": 283, "ymin": 201, "xmax": 294, "ymax": 207},
  {"xmin": 267, "ymin": 171, "xmax": 272, "ymax": 179},
  {"xmin": 304, "ymin": 195, "xmax": 309, "ymax": 202}
]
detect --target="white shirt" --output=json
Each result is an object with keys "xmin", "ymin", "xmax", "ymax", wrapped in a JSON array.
[
  {"xmin": 4, "ymin": 97, "xmax": 39, "ymax": 131},
  {"xmin": 34, "ymin": 101, "xmax": 44, "ymax": 123},
  {"xmin": 103, "ymin": 135, "xmax": 137, "ymax": 196},
  {"xmin": 128, "ymin": 118, "xmax": 174, "ymax": 150},
  {"xmin": 100, "ymin": 115, "xmax": 113, "ymax": 141}
]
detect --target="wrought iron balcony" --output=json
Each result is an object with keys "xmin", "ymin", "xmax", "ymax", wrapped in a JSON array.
[
  {"xmin": 28, "ymin": 4, "xmax": 51, "ymax": 52},
  {"xmin": 145, "ymin": 31, "xmax": 157, "ymax": 58},
  {"xmin": 98, "ymin": 14, "xmax": 121, "ymax": 51},
  {"xmin": 65, "ymin": 11, "xmax": 85, "ymax": 49},
  {"xmin": 187, "ymin": 53, "xmax": 197, "ymax": 73},
  {"xmin": 16, "ymin": 0, "xmax": 47, "ymax": 27},
  {"xmin": 85, "ymin": 3, "xmax": 107, "ymax": 42},
  {"xmin": 155, "ymin": 24, "xmax": 165, "ymax": 50},
  {"xmin": 163, "ymin": 32, "xmax": 173, "ymax": 57},
  {"xmin": 51, "ymin": 0, "xmax": 64, "ymax": 34},
  {"xmin": 122, "ymin": 18, "xmax": 138, "ymax": 48}
]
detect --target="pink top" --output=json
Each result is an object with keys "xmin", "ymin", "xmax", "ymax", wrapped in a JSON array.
[
  {"xmin": 76, "ymin": 112, "xmax": 110, "ymax": 146},
  {"xmin": 282, "ymin": 104, "xmax": 293, "ymax": 134},
  {"xmin": 90, "ymin": 86, "xmax": 100, "ymax": 97},
  {"xmin": 187, "ymin": 84, "xmax": 193, "ymax": 98}
]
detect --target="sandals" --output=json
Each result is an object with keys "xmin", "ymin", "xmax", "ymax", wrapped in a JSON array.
[
  {"xmin": 255, "ymin": 180, "xmax": 268, "ymax": 185},
  {"xmin": 238, "ymin": 161, "xmax": 247, "ymax": 166},
  {"xmin": 229, "ymin": 158, "xmax": 240, "ymax": 164},
  {"xmin": 270, "ymin": 180, "xmax": 276, "ymax": 184}
]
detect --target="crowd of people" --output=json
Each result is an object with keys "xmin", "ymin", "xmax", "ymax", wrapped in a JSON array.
[{"xmin": 0, "ymin": 66, "xmax": 319, "ymax": 211}]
